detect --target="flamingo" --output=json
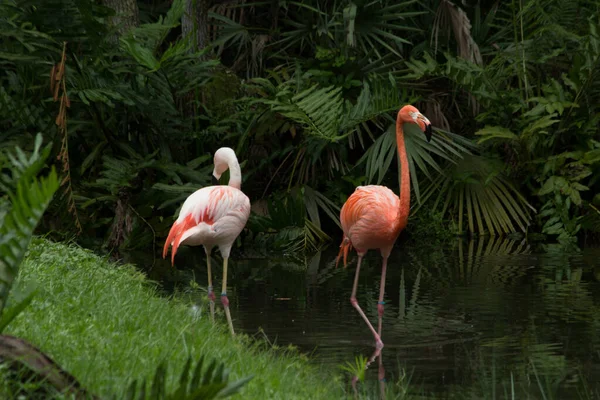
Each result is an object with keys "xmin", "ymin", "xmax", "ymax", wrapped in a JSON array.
[
  {"xmin": 163, "ymin": 147, "xmax": 251, "ymax": 336},
  {"xmin": 337, "ymin": 105, "xmax": 432, "ymax": 349}
]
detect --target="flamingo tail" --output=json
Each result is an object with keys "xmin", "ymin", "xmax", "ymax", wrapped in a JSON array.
[
  {"xmin": 335, "ymin": 235, "xmax": 352, "ymax": 268},
  {"xmin": 162, "ymin": 214, "xmax": 196, "ymax": 266}
]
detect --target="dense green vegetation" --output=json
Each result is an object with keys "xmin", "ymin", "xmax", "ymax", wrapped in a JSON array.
[
  {"xmin": 2, "ymin": 0, "xmax": 599, "ymax": 255},
  {"xmin": 3, "ymin": 2, "xmax": 600, "ymax": 397},
  {"xmin": 0, "ymin": 134, "xmax": 257, "ymax": 398}
]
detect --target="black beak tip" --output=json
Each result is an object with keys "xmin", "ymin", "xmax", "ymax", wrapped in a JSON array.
[
  {"xmin": 212, "ymin": 175, "xmax": 219, "ymax": 185},
  {"xmin": 425, "ymin": 124, "xmax": 432, "ymax": 143}
]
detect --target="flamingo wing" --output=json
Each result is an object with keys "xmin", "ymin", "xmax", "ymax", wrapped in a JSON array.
[{"xmin": 163, "ymin": 186, "xmax": 250, "ymax": 265}]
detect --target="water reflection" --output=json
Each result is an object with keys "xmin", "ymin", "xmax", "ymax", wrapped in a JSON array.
[{"xmin": 122, "ymin": 236, "xmax": 600, "ymax": 397}]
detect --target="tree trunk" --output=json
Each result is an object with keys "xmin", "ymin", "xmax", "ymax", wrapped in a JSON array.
[
  {"xmin": 102, "ymin": 0, "xmax": 140, "ymax": 38},
  {"xmin": 182, "ymin": 0, "xmax": 211, "ymax": 55}
]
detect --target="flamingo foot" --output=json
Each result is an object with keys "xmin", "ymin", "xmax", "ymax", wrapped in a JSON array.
[{"xmin": 368, "ymin": 347, "xmax": 382, "ymax": 364}]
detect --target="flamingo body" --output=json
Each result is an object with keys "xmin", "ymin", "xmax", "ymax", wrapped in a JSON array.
[
  {"xmin": 340, "ymin": 185, "xmax": 401, "ymax": 257},
  {"xmin": 162, "ymin": 185, "xmax": 250, "ymax": 265}
]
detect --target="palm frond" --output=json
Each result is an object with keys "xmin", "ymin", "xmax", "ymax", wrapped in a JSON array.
[
  {"xmin": 358, "ymin": 122, "xmax": 476, "ymax": 204},
  {"xmin": 343, "ymin": 78, "xmax": 413, "ymax": 143},
  {"xmin": 343, "ymin": 0, "xmax": 425, "ymax": 59},
  {"xmin": 420, "ymin": 155, "xmax": 535, "ymax": 236}
]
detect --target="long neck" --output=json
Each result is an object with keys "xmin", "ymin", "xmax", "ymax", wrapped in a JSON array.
[
  {"xmin": 227, "ymin": 157, "xmax": 242, "ymax": 190},
  {"xmin": 396, "ymin": 114, "xmax": 410, "ymax": 230}
]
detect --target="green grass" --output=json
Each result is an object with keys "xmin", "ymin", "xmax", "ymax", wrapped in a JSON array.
[{"xmin": 5, "ymin": 238, "xmax": 345, "ymax": 399}]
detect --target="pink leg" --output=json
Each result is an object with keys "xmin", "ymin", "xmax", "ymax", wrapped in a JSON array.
[
  {"xmin": 350, "ymin": 255, "xmax": 384, "ymax": 349},
  {"xmin": 375, "ymin": 257, "xmax": 388, "ymax": 399},
  {"xmin": 367, "ymin": 347, "xmax": 386, "ymax": 398},
  {"xmin": 352, "ymin": 346, "xmax": 386, "ymax": 395},
  {"xmin": 351, "ymin": 375, "xmax": 359, "ymax": 396},
  {"xmin": 220, "ymin": 257, "xmax": 235, "ymax": 336},
  {"xmin": 206, "ymin": 252, "xmax": 215, "ymax": 323},
  {"xmin": 377, "ymin": 256, "xmax": 388, "ymax": 337},
  {"xmin": 378, "ymin": 351, "xmax": 386, "ymax": 399}
]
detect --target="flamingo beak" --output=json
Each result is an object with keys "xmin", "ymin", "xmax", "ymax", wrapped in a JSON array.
[
  {"xmin": 425, "ymin": 123, "xmax": 432, "ymax": 143},
  {"xmin": 416, "ymin": 113, "xmax": 432, "ymax": 142},
  {"xmin": 212, "ymin": 169, "xmax": 221, "ymax": 185}
]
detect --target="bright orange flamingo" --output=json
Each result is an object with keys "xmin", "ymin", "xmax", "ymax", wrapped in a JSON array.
[
  {"xmin": 163, "ymin": 147, "xmax": 251, "ymax": 335},
  {"xmin": 337, "ymin": 105, "xmax": 432, "ymax": 349}
]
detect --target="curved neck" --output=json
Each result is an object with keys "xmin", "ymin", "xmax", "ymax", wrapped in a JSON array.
[
  {"xmin": 227, "ymin": 158, "xmax": 242, "ymax": 190},
  {"xmin": 396, "ymin": 114, "xmax": 410, "ymax": 230}
]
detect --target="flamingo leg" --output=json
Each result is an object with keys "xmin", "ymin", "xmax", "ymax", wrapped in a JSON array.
[
  {"xmin": 221, "ymin": 257, "xmax": 235, "ymax": 336},
  {"xmin": 352, "ymin": 345, "xmax": 386, "ymax": 395},
  {"xmin": 378, "ymin": 350, "xmax": 386, "ymax": 399},
  {"xmin": 206, "ymin": 252, "xmax": 215, "ymax": 323},
  {"xmin": 377, "ymin": 256, "xmax": 388, "ymax": 337},
  {"xmin": 350, "ymin": 255, "xmax": 383, "ymax": 349},
  {"xmin": 367, "ymin": 347, "xmax": 386, "ymax": 398}
]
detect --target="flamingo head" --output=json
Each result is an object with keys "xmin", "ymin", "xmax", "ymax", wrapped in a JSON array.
[
  {"xmin": 399, "ymin": 105, "xmax": 432, "ymax": 142},
  {"xmin": 212, "ymin": 147, "xmax": 236, "ymax": 181}
]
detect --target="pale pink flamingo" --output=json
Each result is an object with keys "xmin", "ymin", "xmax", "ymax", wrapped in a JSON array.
[
  {"xmin": 337, "ymin": 105, "xmax": 432, "ymax": 349},
  {"xmin": 163, "ymin": 147, "xmax": 251, "ymax": 335}
]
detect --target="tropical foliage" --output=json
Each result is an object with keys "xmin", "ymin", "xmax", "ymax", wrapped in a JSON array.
[
  {"xmin": 0, "ymin": 134, "xmax": 252, "ymax": 399},
  {"xmin": 0, "ymin": 134, "xmax": 58, "ymax": 331},
  {"xmin": 1, "ymin": 0, "xmax": 599, "ymax": 253}
]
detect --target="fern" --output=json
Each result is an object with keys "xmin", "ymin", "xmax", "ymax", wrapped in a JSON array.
[
  {"xmin": 343, "ymin": 78, "xmax": 411, "ymax": 141},
  {"xmin": 266, "ymin": 85, "xmax": 344, "ymax": 140},
  {"xmin": 253, "ymin": 76, "xmax": 412, "ymax": 143},
  {"xmin": 122, "ymin": 0, "xmax": 186, "ymax": 52},
  {"xmin": 0, "ymin": 134, "xmax": 59, "ymax": 329}
]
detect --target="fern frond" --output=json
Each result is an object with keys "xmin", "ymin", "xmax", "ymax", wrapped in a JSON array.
[{"xmin": 268, "ymin": 85, "xmax": 344, "ymax": 140}]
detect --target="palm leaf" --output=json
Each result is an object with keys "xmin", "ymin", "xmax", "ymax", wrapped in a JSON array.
[
  {"xmin": 420, "ymin": 155, "xmax": 535, "ymax": 236},
  {"xmin": 344, "ymin": 0, "xmax": 425, "ymax": 58},
  {"xmin": 303, "ymin": 185, "xmax": 341, "ymax": 229},
  {"xmin": 358, "ymin": 122, "xmax": 476, "ymax": 204}
]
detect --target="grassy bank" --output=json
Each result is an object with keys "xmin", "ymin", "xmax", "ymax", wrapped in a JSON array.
[{"xmin": 5, "ymin": 238, "xmax": 344, "ymax": 399}]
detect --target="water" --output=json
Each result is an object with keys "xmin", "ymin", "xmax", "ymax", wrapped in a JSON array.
[{"xmin": 123, "ymin": 237, "xmax": 600, "ymax": 397}]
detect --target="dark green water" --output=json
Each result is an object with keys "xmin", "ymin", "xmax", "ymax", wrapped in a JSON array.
[{"xmin": 124, "ymin": 237, "xmax": 600, "ymax": 397}]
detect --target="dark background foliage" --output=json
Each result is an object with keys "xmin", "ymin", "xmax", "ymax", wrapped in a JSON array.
[{"xmin": 1, "ymin": 0, "xmax": 599, "ymax": 255}]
